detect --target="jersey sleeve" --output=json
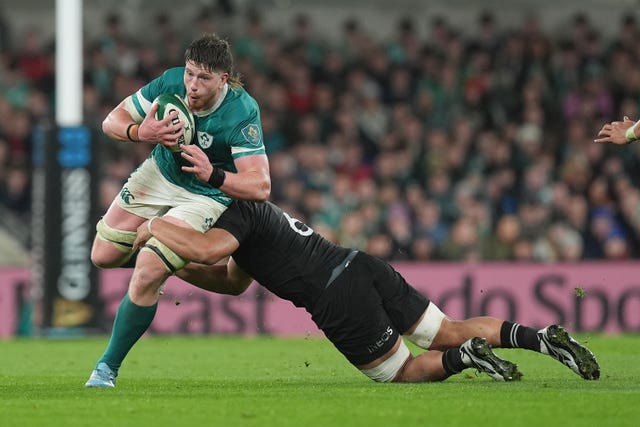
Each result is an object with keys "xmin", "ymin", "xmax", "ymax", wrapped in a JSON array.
[
  {"xmin": 227, "ymin": 94, "xmax": 266, "ymax": 160},
  {"xmin": 124, "ymin": 67, "xmax": 186, "ymax": 122}
]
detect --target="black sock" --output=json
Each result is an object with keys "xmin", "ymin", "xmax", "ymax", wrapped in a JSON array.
[
  {"xmin": 442, "ymin": 348, "xmax": 466, "ymax": 375},
  {"xmin": 500, "ymin": 321, "xmax": 540, "ymax": 352}
]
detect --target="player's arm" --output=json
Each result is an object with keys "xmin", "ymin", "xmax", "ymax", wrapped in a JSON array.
[
  {"xmin": 134, "ymin": 217, "xmax": 250, "ymax": 295},
  {"xmin": 595, "ymin": 116, "xmax": 639, "ymax": 145},
  {"xmin": 175, "ymin": 258, "xmax": 252, "ymax": 296},
  {"xmin": 180, "ymin": 144, "xmax": 271, "ymax": 201},
  {"xmin": 102, "ymin": 97, "xmax": 184, "ymax": 146},
  {"xmin": 133, "ymin": 217, "xmax": 240, "ymax": 265}
]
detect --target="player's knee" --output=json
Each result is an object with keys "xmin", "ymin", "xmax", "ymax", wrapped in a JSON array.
[
  {"xmin": 405, "ymin": 302, "xmax": 447, "ymax": 350},
  {"xmin": 360, "ymin": 340, "xmax": 411, "ymax": 383},
  {"xmin": 142, "ymin": 237, "xmax": 188, "ymax": 273},
  {"xmin": 91, "ymin": 240, "xmax": 131, "ymax": 268},
  {"xmin": 92, "ymin": 219, "xmax": 137, "ymax": 268},
  {"xmin": 129, "ymin": 256, "xmax": 170, "ymax": 289}
]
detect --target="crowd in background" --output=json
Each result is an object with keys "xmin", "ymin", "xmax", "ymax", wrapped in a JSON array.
[{"xmin": 2, "ymin": 4, "xmax": 640, "ymax": 264}]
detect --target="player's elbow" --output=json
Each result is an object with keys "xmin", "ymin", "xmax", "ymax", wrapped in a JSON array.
[
  {"xmin": 253, "ymin": 176, "xmax": 271, "ymax": 202},
  {"xmin": 198, "ymin": 253, "xmax": 222, "ymax": 265},
  {"xmin": 101, "ymin": 117, "xmax": 110, "ymax": 135},
  {"xmin": 101, "ymin": 114, "xmax": 118, "ymax": 139},
  {"xmin": 197, "ymin": 248, "xmax": 227, "ymax": 266}
]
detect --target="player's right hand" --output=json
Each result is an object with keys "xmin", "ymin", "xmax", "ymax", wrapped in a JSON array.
[{"xmin": 137, "ymin": 103, "xmax": 185, "ymax": 149}]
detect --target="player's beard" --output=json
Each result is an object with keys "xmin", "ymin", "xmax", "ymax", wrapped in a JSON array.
[{"xmin": 187, "ymin": 90, "xmax": 219, "ymax": 112}]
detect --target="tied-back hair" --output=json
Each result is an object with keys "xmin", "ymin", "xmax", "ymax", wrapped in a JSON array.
[{"xmin": 185, "ymin": 33, "xmax": 243, "ymax": 87}]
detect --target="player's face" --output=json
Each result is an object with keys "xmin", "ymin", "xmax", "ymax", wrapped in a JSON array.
[{"xmin": 184, "ymin": 61, "xmax": 229, "ymax": 112}]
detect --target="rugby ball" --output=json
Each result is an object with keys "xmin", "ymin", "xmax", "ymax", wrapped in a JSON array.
[{"xmin": 154, "ymin": 93, "xmax": 195, "ymax": 152}]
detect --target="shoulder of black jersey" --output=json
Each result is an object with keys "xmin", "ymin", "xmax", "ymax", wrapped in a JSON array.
[{"xmin": 233, "ymin": 199, "xmax": 261, "ymax": 212}]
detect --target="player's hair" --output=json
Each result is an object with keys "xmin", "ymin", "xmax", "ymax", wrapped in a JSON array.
[{"xmin": 185, "ymin": 33, "xmax": 243, "ymax": 87}]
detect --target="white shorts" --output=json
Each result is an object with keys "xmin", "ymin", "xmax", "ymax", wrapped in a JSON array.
[{"xmin": 116, "ymin": 157, "xmax": 227, "ymax": 232}]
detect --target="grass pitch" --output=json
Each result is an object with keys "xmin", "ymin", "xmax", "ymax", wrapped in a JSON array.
[{"xmin": 1, "ymin": 334, "xmax": 639, "ymax": 427}]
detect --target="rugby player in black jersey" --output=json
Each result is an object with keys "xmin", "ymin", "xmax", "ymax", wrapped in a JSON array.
[
  {"xmin": 131, "ymin": 199, "xmax": 599, "ymax": 385},
  {"xmin": 85, "ymin": 143, "xmax": 600, "ymax": 387}
]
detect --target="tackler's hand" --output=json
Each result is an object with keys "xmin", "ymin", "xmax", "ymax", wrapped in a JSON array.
[{"xmin": 133, "ymin": 219, "xmax": 154, "ymax": 252}]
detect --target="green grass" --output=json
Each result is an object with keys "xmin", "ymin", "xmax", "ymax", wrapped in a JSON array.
[{"xmin": 1, "ymin": 334, "xmax": 639, "ymax": 427}]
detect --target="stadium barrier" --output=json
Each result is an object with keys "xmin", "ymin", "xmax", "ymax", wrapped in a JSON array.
[{"xmin": 1, "ymin": 262, "xmax": 639, "ymax": 338}]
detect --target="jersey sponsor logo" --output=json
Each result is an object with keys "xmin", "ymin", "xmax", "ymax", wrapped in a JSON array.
[
  {"xmin": 197, "ymin": 131, "xmax": 213, "ymax": 149},
  {"xmin": 241, "ymin": 124, "xmax": 262, "ymax": 146},
  {"xmin": 366, "ymin": 326, "xmax": 394, "ymax": 354},
  {"xmin": 120, "ymin": 187, "xmax": 135, "ymax": 204}
]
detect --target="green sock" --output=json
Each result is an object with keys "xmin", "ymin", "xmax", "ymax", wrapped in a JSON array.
[{"xmin": 97, "ymin": 293, "xmax": 157, "ymax": 373}]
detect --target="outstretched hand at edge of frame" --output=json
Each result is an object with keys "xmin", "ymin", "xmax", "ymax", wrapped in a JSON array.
[{"xmin": 595, "ymin": 116, "xmax": 638, "ymax": 145}]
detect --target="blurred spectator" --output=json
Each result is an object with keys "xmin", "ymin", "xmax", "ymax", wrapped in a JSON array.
[
  {"xmin": 439, "ymin": 217, "xmax": 481, "ymax": 261},
  {"xmin": 286, "ymin": 13, "xmax": 325, "ymax": 67},
  {"xmin": 480, "ymin": 215, "xmax": 521, "ymax": 260},
  {"xmin": 0, "ymin": 164, "xmax": 31, "ymax": 214},
  {"xmin": 233, "ymin": 8, "xmax": 267, "ymax": 71},
  {"xmin": 366, "ymin": 232, "xmax": 394, "ymax": 260},
  {"xmin": 546, "ymin": 222, "xmax": 584, "ymax": 261},
  {"xmin": 337, "ymin": 210, "xmax": 368, "ymax": 251},
  {"xmin": 413, "ymin": 199, "xmax": 448, "ymax": 247},
  {"xmin": 0, "ymin": 227, "xmax": 28, "ymax": 267},
  {"xmin": 384, "ymin": 202, "xmax": 413, "ymax": 259},
  {"xmin": 16, "ymin": 27, "xmax": 52, "ymax": 87},
  {"xmin": 513, "ymin": 238, "xmax": 536, "ymax": 262}
]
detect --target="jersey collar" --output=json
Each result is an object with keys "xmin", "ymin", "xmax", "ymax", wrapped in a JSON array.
[{"xmin": 192, "ymin": 83, "xmax": 229, "ymax": 117}]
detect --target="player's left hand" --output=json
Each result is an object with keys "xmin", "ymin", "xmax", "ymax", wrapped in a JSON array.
[
  {"xmin": 180, "ymin": 143, "xmax": 214, "ymax": 182},
  {"xmin": 595, "ymin": 116, "xmax": 636, "ymax": 145}
]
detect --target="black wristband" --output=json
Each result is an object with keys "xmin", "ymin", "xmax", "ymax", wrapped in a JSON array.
[
  {"xmin": 126, "ymin": 123, "xmax": 138, "ymax": 142},
  {"xmin": 207, "ymin": 167, "xmax": 226, "ymax": 188}
]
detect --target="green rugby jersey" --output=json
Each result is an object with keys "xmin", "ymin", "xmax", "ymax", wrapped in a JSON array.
[{"xmin": 127, "ymin": 67, "xmax": 266, "ymax": 206}]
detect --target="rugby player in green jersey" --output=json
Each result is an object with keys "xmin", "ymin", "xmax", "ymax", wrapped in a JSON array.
[
  {"xmin": 85, "ymin": 143, "xmax": 600, "ymax": 387},
  {"xmin": 85, "ymin": 34, "xmax": 270, "ymax": 387}
]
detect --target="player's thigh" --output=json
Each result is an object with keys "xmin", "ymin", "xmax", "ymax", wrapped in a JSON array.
[
  {"xmin": 92, "ymin": 201, "xmax": 147, "ymax": 263},
  {"xmin": 113, "ymin": 158, "xmax": 178, "ymax": 219},
  {"xmin": 116, "ymin": 157, "xmax": 226, "ymax": 231},
  {"xmin": 313, "ymin": 258, "xmax": 401, "ymax": 367},
  {"xmin": 162, "ymin": 196, "xmax": 227, "ymax": 232},
  {"xmin": 93, "ymin": 159, "xmax": 172, "ymax": 258},
  {"xmin": 142, "ymin": 198, "xmax": 227, "ymax": 272},
  {"xmin": 361, "ymin": 253, "xmax": 430, "ymax": 334}
]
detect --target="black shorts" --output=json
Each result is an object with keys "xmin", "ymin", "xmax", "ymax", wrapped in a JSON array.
[{"xmin": 311, "ymin": 252, "xmax": 430, "ymax": 366}]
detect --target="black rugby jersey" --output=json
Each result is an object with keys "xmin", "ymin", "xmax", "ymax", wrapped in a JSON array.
[{"xmin": 212, "ymin": 201, "xmax": 352, "ymax": 311}]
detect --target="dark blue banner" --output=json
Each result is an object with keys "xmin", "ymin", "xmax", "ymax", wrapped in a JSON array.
[{"xmin": 34, "ymin": 124, "xmax": 101, "ymax": 333}]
